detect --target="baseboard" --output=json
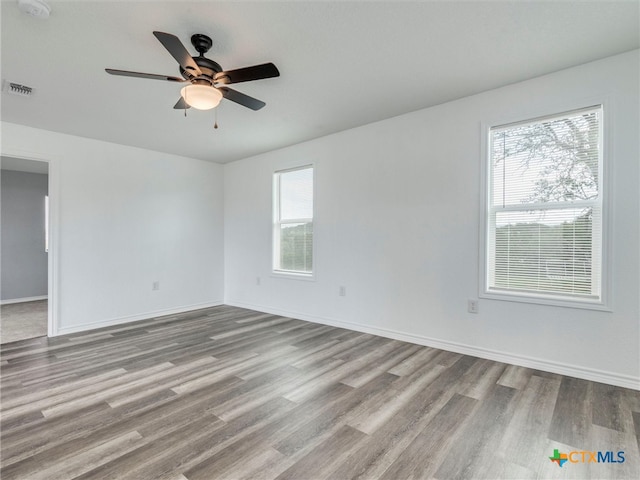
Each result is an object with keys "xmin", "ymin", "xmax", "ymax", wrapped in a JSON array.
[
  {"xmin": 55, "ymin": 300, "xmax": 224, "ymax": 336},
  {"xmin": 226, "ymin": 299, "xmax": 640, "ymax": 391},
  {"xmin": 0, "ymin": 295, "xmax": 48, "ymax": 305}
]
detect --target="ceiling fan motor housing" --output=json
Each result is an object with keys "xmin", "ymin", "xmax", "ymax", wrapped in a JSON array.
[
  {"xmin": 180, "ymin": 34, "xmax": 223, "ymax": 84},
  {"xmin": 182, "ymin": 57, "xmax": 222, "ymax": 83}
]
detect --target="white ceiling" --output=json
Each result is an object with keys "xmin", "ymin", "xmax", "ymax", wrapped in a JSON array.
[{"xmin": 1, "ymin": 1, "xmax": 638, "ymax": 164}]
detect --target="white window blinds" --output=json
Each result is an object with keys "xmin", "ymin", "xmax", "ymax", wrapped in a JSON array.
[{"xmin": 486, "ymin": 106, "xmax": 603, "ymax": 302}]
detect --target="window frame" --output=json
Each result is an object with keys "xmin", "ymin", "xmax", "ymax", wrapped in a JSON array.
[
  {"xmin": 479, "ymin": 103, "xmax": 611, "ymax": 311},
  {"xmin": 272, "ymin": 164, "xmax": 315, "ymax": 278}
]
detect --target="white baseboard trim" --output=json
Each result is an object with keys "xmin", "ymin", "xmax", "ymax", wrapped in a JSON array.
[
  {"xmin": 55, "ymin": 300, "xmax": 224, "ymax": 336},
  {"xmin": 1, "ymin": 295, "xmax": 48, "ymax": 305},
  {"xmin": 226, "ymin": 299, "xmax": 640, "ymax": 391}
]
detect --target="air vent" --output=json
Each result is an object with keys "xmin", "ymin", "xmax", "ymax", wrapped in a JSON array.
[{"xmin": 2, "ymin": 81, "xmax": 35, "ymax": 97}]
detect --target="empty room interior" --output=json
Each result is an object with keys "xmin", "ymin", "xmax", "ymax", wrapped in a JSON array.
[{"xmin": 1, "ymin": 1, "xmax": 639, "ymax": 479}]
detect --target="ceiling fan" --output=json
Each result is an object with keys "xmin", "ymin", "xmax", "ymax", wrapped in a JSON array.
[{"xmin": 106, "ymin": 31, "xmax": 279, "ymax": 111}]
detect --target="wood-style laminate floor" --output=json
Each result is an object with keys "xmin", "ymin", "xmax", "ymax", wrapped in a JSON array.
[{"xmin": 1, "ymin": 305, "xmax": 639, "ymax": 480}]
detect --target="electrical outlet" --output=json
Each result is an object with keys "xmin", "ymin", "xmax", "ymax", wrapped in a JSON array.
[
  {"xmin": 339, "ymin": 286, "xmax": 346, "ymax": 297},
  {"xmin": 152, "ymin": 281, "xmax": 160, "ymax": 291},
  {"xmin": 467, "ymin": 299, "xmax": 478, "ymax": 314}
]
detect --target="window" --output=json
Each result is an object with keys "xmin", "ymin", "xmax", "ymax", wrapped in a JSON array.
[
  {"xmin": 484, "ymin": 105, "xmax": 604, "ymax": 306},
  {"xmin": 273, "ymin": 166, "xmax": 313, "ymax": 275}
]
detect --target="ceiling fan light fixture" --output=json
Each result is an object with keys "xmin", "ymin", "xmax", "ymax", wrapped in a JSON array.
[{"xmin": 180, "ymin": 84, "xmax": 222, "ymax": 110}]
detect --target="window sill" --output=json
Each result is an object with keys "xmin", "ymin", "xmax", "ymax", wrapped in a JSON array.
[
  {"xmin": 271, "ymin": 271, "xmax": 316, "ymax": 282},
  {"xmin": 480, "ymin": 289, "xmax": 611, "ymax": 312}
]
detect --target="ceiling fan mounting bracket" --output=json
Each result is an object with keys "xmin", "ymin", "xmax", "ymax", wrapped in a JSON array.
[{"xmin": 191, "ymin": 34, "xmax": 213, "ymax": 55}]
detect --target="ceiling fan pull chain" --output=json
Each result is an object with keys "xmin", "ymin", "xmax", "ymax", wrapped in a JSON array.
[
  {"xmin": 184, "ymin": 88, "xmax": 188, "ymax": 116},
  {"xmin": 214, "ymin": 107, "xmax": 219, "ymax": 129}
]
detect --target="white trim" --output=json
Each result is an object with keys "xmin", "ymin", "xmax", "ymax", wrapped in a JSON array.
[
  {"xmin": 48, "ymin": 156, "xmax": 59, "ymax": 336},
  {"xmin": 55, "ymin": 301, "xmax": 224, "ymax": 335},
  {"xmin": 0, "ymin": 148, "xmax": 59, "ymax": 337},
  {"xmin": 490, "ymin": 200, "xmax": 597, "ymax": 212},
  {"xmin": 0, "ymin": 295, "xmax": 48, "ymax": 305},
  {"xmin": 491, "ymin": 105, "xmax": 603, "ymax": 131},
  {"xmin": 599, "ymin": 95, "xmax": 614, "ymax": 312},
  {"xmin": 225, "ymin": 300, "xmax": 639, "ymax": 391},
  {"xmin": 480, "ymin": 289, "xmax": 611, "ymax": 312},
  {"xmin": 270, "ymin": 271, "xmax": 316, "ymax": 282}
]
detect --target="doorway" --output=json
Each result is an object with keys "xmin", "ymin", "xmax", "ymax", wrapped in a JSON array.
[{"xmin": 1, "ymin": 156, "xmax": 51, "ymax": 343}]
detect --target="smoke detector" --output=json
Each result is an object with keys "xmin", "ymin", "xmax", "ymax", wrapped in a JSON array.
[{"xmin": 17, "ymin": 0, "xmax": 51, "ymax": 19}]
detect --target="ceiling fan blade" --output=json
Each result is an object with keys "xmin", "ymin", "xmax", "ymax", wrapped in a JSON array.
[
  {"xmin": 153, "ymin": 31, "xmax": 202, "ymax": 77},
  {"xmin": 173, "ymin": 97, "xmax": 191, "ymax": 110},
  {"xmin": 214, "ymin": 63, "xmax": 279, "ymax": 85},
  {"xmin": 105, "ymin": 69, "xmax": 186, "ymax": 82},
  {"xmin": 219, "ymin": 87, "xmax": 266, "ymax": 110}
]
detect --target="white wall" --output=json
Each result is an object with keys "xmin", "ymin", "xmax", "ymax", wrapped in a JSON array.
[
  {"xmin": 224, "ymin": 50, "xmax": 639, "ymax": 389},
  {"xmin": 1, "ymin": 123, "xmax": 224, "ymax": 334}
]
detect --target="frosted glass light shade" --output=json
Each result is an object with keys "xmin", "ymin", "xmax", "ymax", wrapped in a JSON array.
[{"xmin": 180, "ymin": 85, "xmax": 223, "ymax": 110}]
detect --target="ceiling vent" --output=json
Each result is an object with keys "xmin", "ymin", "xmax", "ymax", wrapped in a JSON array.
[
  {"xmin": 17, "ymin": 0, "xmax": 51, "ymax": 19},
  {"xmin": 2, "ymin": 81, "xmax": 35, "ymax": 97}
]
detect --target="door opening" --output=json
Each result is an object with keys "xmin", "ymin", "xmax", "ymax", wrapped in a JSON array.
[{"xmin": 0, "ymin": 156, "xmax": 54, "ymax": 343}]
